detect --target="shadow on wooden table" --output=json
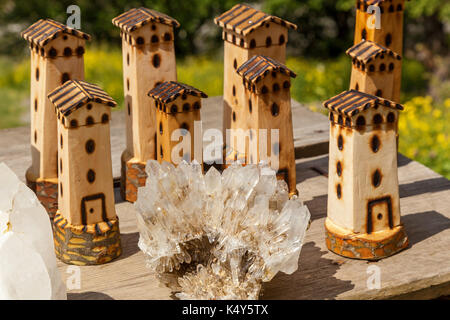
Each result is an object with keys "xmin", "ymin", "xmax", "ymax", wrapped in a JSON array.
[
  {"xmin": 304, "ymin": 194, "xmax": 328, "ymax": 221},
  {"xmin": 261, "ymin": 241, "xmax": 355, "ymax": 300},
  {"xmin": 398, "ymin": 155, "xmax": 413, "ymax": 167},
  {"xmin": 402, "ymin": 210, "xmax": 450, "ymax": 247},
  {"xmin": 114, "ymin": 185, "xmax": 125, "ymax": 204},
  {"xmin": 68, "ymin": 292, "xmax": 114, "ymax": 300},
  {"xmin": 400, "ymin": 177, "xmax": 450, "ymax": 198},
  {"xmin": 117, "ymin": 232, "xmax": 140, "ymax": 260}
]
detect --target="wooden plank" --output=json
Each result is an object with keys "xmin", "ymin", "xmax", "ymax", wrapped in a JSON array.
[
  {"xmin": 56, "ymin": 153, "xmax": 450, "ymax": 300},
  {"xmin": 3, "ymin": 95, "xmax": 449, "ymax": 299},
  {"xmin": 0, "ymin": 96, "xmax": 329, "ymax": 183},
  {"xmin": 262, "ymin": 154, "xmax": 450, "ymax": 299}
]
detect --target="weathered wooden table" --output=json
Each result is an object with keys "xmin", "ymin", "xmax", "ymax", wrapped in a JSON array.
[{"xmin": 1, "ymin": 97, "xmax": 449, "ymax": 299}]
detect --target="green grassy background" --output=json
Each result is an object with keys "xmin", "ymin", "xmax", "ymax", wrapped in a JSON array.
[{"xmin": 0, "ymin": 46, "xmax": 448, "ymax": 179}]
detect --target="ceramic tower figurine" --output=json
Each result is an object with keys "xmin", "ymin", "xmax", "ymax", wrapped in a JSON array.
[
  {"xmin": 354, "ymin": 0, "xmax": 406, "ymax": 55},
  {"xmin": 48, "ymin": 80, "xmax": 121, "ymax": 265},
  {"xmin": 214, "ymin": 4, "xmax": 297, "ymax": 160},
  {"xmin": 21, "ymin": 19, "xmax": 90, "ymax": 218},
  {"xmin": 347, "ymin": 40, "xmax": 402, "ymax": 102},
  {"xmin": 236, "ymin": 55, "xmax": 297, "ymax": 196},
  {"xmin": 112, "ymin": 8, "xmax": 180, "ymax": 202},
  {"xmin": 323, "ymin": 90, "xmax": 408, "ymax": 260},
  {"xmin": 148, "ymin": 81, "xmax": 207, "ymax": 165}
]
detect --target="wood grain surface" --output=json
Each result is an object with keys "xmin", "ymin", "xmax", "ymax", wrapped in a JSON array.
[{"xmin": 1, "ymin": 96, "xmax": 448, "ymax": 299}]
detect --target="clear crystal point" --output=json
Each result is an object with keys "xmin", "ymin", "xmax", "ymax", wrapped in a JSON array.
[{"xmin": 135, "ymin": 162, "xmax": 310, "ymax": 300}]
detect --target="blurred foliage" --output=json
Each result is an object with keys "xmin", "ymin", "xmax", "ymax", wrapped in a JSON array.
[
  {"xmin": 177, "ymin": 56, "xmax": 223, "ymax": 97},
  {"xmin": 0, "ymin": 0, "xmax": 448, "ymax": 58},
  {"xmin": 85, "ymin": 45, "xmax": 124, "ymax": 104},
  {"xmin": 0, "ymin": 0, "xmax": 447, "ymax": 175},
  {"xmin": 0, "ymin": 46, "xmax": 447, "ymax": 178},
  {"xmin": 0, "ymin": 46, "xmax": 225, "ymax": 128},
  {"xmin": 0, "ymin": 87, "xmax": 27, "ymax": 128},
  {"xmin": 264, "ymin": 0, "xmax": 355, "ymax": 57},
  {"xmin": 2, "ymin": 44, "xmax": 428, "ymax": 113},
  {"xmin": 85, "ymin": 47, "xmax": 224, "ymax": 107},
  {"xmin": 407, "ymin": 0, "xmax": 450, "ymax": 23},
  {"xmin": 264, "ymin": 0, "xmax": 450, "ymax": 57},
  {"xmin": 287, "ymin": 55, "xmax": 351, "ymax": 105},
  {"xmin": 0, "ymin": 57, "xmax": 29, "ymax": 128},
  {"xmin": 399, "ymin": 96, "xmax": 450, "ymax": 179},
  {"xmin": 0, "ymin": 0, "xmax": 240, "ymax": 58}
]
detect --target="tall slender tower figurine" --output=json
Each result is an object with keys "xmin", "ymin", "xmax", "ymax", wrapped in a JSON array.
[
  {"xmin": 48, "ymin": 80, "xmax": 121, "ymax": 265},
  {"xmin": 353, "ymin": 0, "xmax": 406, "ymax": 102},
  {"xmin": 236, "ymin": 55, "xmax": 297, "ymax": 196},
  {"xmin": 354, "ymin": 0, "xmax": 406, "ymax": 55},
  {"xmin": 113, "ymin": 8, "xmax": 180, "ymax": 203},
  {"xmin": 214, "ymin": 4, "xmax": 297, "ymax": 160},
  {"xmin": 323, "ymin": 90, "xmax": 408, "ymax": 260},
  {"xmin": 21, "ymin": 19, "xmax": 90, "ymax": 218},
  {"xmin": 347, "ymin": 40, "xmax": 402, "ymax": 102},
  {"xmin": 148, "ymin": 81, "xmax": 207, "ymax": 165}
]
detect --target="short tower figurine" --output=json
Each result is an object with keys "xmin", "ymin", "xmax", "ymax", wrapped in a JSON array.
[
  {"xmin": 148, "ymin": 81, "xmax": 207, "ymax": 165},
  {"xmin": 21, "ymin": 19, "xmax": 90, "ymax": 218},
  {"xmin": 112, "ymin": 8, "xmax": 180, "ymax": 202},
  {"xmin": 48, "ymin": 80, "xmax": 121, "ymax": 265},
  {"xmin": 214, "ymin": 4, "xmax": 297, "ymax": 159},
  {"xmin": 323, "ymin": 90, "xmax": 408, "ymax": 260},
  {"xmin": 347, "ymin": 40, "xmax": 402, "ymax": 102},
  {"xmin": 236, "ymin": 55, "xmax": 297, "ymax": 196}
]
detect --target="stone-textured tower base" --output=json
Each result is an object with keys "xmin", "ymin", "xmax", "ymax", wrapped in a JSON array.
[
  {"xmin": 325, "ymin": 217, "xmax": 408, "ymax": 260},
  {"xmin": 323, "ymin": 90, "xmax": 408, "ymax": 261},
  {"xmin": 120, "ymin": 151, "xmax": 147, "ymax": 202},
  {"xmin": 53, "ymin": 212, "xmax": 122, "ymax": 266},
  {"xmin": 48, "ymin": 80, "xmax": 122, "ymax": 266},
  {"xmin": 26, "ymin": 169, "xmax": 58, "ymax": 219}
]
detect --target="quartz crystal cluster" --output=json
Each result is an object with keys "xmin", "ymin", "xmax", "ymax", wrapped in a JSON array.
[
  {"xmin": 135, "ymin": 161, "xmax": 311, "ymax": 300},
  {"xmin": 0, "ymin": 163, "xmax": 66, "ymax": 299}
]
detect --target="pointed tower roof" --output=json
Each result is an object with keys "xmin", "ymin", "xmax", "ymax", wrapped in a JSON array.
[
  {"xmin": 347, "ymin": 40, "xmax": 401, "ymax": 64},
  {"xmin": 237, "ymin": 55, "xmax": 296, "ymax": 83},
  {"xmin": 148, "ymin": 81, "xmax": 207, "ymax": 105},
  {"xmin": 214, "ymin": 4, "xmax": 297, "ymax": 36},
  {"xmin": 48, "ymin": 80, "xmax": 116, "ymax": 116},
  {"xmin": 22, "ymin": 19, "xmax": 90, "ymax": 47},
  {"xmin": 112, "ymin": 7, "xmax": 180, "ymax": 33},
  {"xmin": 323, "ymin": 90, "xmax": 403, "ymax": 116}
]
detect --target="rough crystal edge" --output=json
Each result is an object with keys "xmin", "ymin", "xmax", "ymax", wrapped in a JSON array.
[{"xmin": 135, "ymin": 161, "xmax": 311, "ymax": 299}]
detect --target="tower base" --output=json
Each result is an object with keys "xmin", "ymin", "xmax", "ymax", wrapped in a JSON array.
[
  {"xmin": 288, "ymin": 188, "xmax": 299, "ymax": 199},
  {"xmin": 120, "ymin": 151, "xmax": 147, "ymax": 203},
  {"xmin": 325, "ymin": 217, "xmax": 409, "ymax": 260},
  {"xmin": 26, "ymin": 168, "xmax": 58, "ymax": 220},
  {"xmin": 53, "ymin": 212, "xmax": 122, "ymax": 265}
]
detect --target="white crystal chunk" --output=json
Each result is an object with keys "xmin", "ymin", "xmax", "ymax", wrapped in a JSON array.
[
  {"xmin": 0, "ymin": 163, "xmax": 66, "ymax": 300},
  {"xmin": 135, "ymin": 161, "xmax": 310, "ymax": 300}
]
